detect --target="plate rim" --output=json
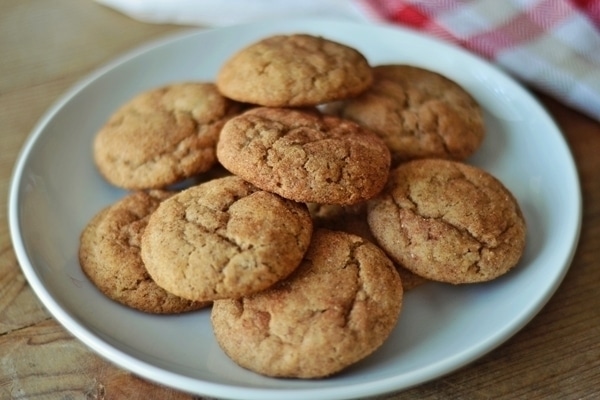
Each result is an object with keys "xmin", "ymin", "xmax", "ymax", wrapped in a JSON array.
[{"xmin": 8, "ymin": 17, "xmax": 583, "ymax": 400}]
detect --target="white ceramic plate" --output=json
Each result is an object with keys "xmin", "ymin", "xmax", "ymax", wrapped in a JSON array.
[{"xmin": 9, "ymin": 18, "xmax": 581, "ymax": 400}]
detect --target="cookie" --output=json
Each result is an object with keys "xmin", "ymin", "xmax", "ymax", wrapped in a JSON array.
[
  {"xmin": 78, "ymin": 190, "xmax": 208, "ymax": 313},
  {"xmin": 216, "ymin": 107, "xmax": 391, "ymax": 205},
  {"xmin": 308, "ymin": 203, "xmax": 428, "ymax": 291},
  {"xmin": 93, "ymin": 82, "xmax": 245, "ymax": 190},
  {"xmin": 211, "ymin": 229, "xmax": 403, "ymax": 378},
  {"xmin": 327, "ymin": 65, "xmax": 485, "ymax": 165},
  {"xmin": 216, "ymin": 34, "xmax": 373, "ymax": 107},
  {"xmin": 367, "ymin": 159, "xmax": 527, "ymax": 284},
  {"xmin": 140, "ymin": 176, "xmax": 313, "ymax": 302}
]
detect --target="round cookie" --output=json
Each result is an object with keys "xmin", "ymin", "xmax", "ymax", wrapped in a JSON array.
[
  {"xmin": 93, "ymin": 82, "xmax": 245, "ymax": 190},
  {"xmin": 328, "ymin": 65, "xmax": 485, "ymax": 165},
  {"xmin": 216, "ymin": 107, "xmax": 391, "ymax": 205},
  {"xmin": 216, "ymin": 34, "xmax": 373, "ymax": 107},
  {"xmin": 367, "ymin": 159, "xmax": 527, "ymax": 284},
  {"xmin": 211, "ymin": 229, "xmax": 403, "ymax": 378},
  {"xmin": 140, "ymin": 176, "xmax": 313, "ymax": 302},
  {"xmin": 78, "ymin": 190, "xmax": 208, "ymax": 314}
]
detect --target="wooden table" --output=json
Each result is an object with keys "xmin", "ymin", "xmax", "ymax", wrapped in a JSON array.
[{"xmin": 1, "ymin": 1, "xmax": 599, "ymax": 399}]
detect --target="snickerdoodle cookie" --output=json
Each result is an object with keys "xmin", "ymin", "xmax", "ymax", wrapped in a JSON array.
[
  {"xmin": 140, "ymin": 176, "xmax": 313, "ymax": 302},
  {"xmin": 328, "ymin": 65, "xmax": 485, "ymax": 165},
  {"xmin": 79, "ymin": 190, "xmax": 208, "ymax": 313},
  {"xmin": 216, "ymin": 34, "xmax": 373, "ymax": 107},
  {"xmin": 367, "ymin": 159, "xmax": 526, "ymax": 284},
  {"xmin": 93, "ymin": 82, "xmax": 245, "ymax": 190},
  {"xmin": 216, "ymin": 107, "xmax": 391, "ymax": 205},
  {"xmin": 211, "ymin": 229, "xmax": 403, "ymax": 378}
]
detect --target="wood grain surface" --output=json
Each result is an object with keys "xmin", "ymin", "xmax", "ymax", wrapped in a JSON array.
[{"xmin": 1, "ymin": 1, "xmax": 599, "ymax": 399}]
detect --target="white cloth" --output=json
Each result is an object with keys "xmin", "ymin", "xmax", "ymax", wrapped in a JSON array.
[{"xmin": 97, "ymin": 0, "xmax": 369, "ymax": 26}]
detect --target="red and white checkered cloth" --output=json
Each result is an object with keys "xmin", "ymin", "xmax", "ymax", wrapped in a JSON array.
[
  {"xmin": 98, "ymin": 0, "xmax": 600, "ymax": 121},
  {"xmin": 357, "ymin": 0, "xmax": 600, "ymax": 121}
]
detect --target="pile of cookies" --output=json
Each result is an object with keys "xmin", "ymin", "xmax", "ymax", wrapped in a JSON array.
[{"xmin": 80, "ymin": 33, "xmax": 527, "ymax": 379}]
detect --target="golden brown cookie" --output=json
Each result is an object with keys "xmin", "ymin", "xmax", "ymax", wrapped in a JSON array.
[
  {"xmin": 78, "ymin": 190, "xmax": 208, "ymax": 314},
  {"xmin": 309, "ymin": 203, "xmax": 428, "ymax": 291},
  {"xmin": 327, "ymin": 65, "xmax": 485, "ymax": 165},
  {"xmin": 93, "ymin": 82, "xmax": 245, "ymax": 190},
  {"xmin": 216, "ymin": 107, "xmax": 391, "ymax": 205},
  {"xmin": 140, "ymin": 176, "xmax": 313, "ymax": 302},
  {"xmin": 216, "ymin": 34, "xmax": 373, "ymax": 107},
  {"xmin": 367, "ymin": 159, "xmax": 527, "ymax": 284},
  {"xmin": 211, "ymin": 229, "xmax": 403, "ymax": 378}
]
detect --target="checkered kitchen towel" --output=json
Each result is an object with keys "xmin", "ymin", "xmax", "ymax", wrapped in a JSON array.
[{"xmin": 98, "ymin": 0, "xmax": 600, "ymax": 121}]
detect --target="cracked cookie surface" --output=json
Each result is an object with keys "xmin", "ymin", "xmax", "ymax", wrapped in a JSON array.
[
  {"xmin": 327, "ymin": 65, "xmax": 485, "ymax": 165},
  {"xmin": 78, "ymin": 190, "xmax": 208, "ymax": 313},
  {"xmin": 308, "ymin": 202, "xmax": 428, "ymax": 291},
  {"xmin": 216, "ymin": 34, "xmax": 373, "ymax": 107},
  {"xmin": 93, "ymin": 82, "xmax": 245, "ymax": 190},
  {"xmin": 211, "ymin": 229, "xmax": 403, "ymax": 378},
  {"xmin": 367, "ymin": 159, "xmax": 527, "ymax": 284},
  {"xmin": 140, "ymin": 176, "xmax": 313, "ymax": 302},
  {"xmin": 216, "ymin": 107, "xmax": 391, "ymax": 205}
]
